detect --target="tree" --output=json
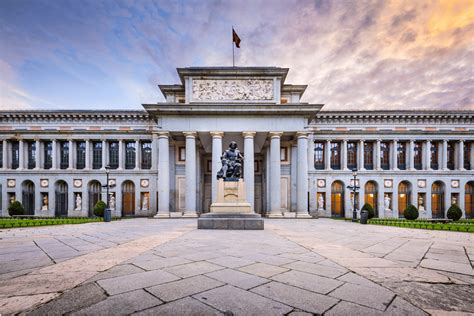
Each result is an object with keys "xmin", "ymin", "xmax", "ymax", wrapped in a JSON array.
[
  {"xmin": 404, "ymin": 204, "xmax": 419, "ymax": 220},
  {"xmin": 447, "ymin": 204, "xmax": 462, "ymax": 221},
  {"xmin": 361, "ymin": 203, "xmax": 375, "ymax": 219},
  {"xmin": 8, "ymin": 201, "xmax": 25, "ymax": 216},
  {"xmin": 94, "ymin": 200, "xmax": 106, "ymax": 217}
]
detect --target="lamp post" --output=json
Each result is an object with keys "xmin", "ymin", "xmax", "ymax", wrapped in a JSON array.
[
  {"xmin": 104, "ymin": 165, "xmax": 111, "ymax": 222},
  {"xmin": 105, "ymin": 165, "xmax": 110, "ymax": 208},
  {"xmin": 346, "ymin": 168, "xmax": 360, "ymax": 222}
]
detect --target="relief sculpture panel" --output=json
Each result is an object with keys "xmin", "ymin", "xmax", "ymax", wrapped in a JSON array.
[{"xmin": 192, "ymin": 79, "xmax": 274, "ymax": 101}]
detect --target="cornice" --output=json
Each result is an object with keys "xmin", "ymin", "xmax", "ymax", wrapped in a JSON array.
[{"xmin": 0, "ymin": 110, "xmax": 152, "ymax": 123}]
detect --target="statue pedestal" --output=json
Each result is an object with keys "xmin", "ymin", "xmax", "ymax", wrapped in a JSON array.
[{"xmin": 199, "ymin": 179, "xmax": 263, "ymax": 230}]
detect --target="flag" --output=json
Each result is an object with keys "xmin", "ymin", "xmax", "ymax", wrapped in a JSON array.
[{"xmin": 232, "ymin": 28, "xmax": 241, "ymax": 48}]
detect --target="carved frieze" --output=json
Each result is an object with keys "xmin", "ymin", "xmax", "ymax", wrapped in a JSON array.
[{"xmin": 191, "ymin": 79, "xmax": 274, "ymax": 102}]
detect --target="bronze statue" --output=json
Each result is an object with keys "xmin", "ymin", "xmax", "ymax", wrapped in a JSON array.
[{"xmin": 217, "ymin": 141, "xmax": 244, "ymax": 181}]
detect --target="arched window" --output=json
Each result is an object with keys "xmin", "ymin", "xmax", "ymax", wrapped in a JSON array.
[
  {"xmin": 365, "ymin": 181, "xmax": 378, "ymax": 216},
  {"xmin": 122, "ymin": 181, "xmax": 135, "ymax": 216},
  {"xmin": 314, "ymin": 142, "xmax": 324, "ymax": 170},
  {"xmin": 22, "ymin": 181, "xmax": 35, "ymax": 215},
  {"xmin": 432, "ymin": 181, "xmax": 445, "ymax": 218},
  {"xmin": 465, "ymin": 181, "xmax": 473, "ymax": 219},
  {"xmin": 88, "ymin": 181, "xmax": 102, "ymax": 217},
  {"xmin": 331, "ymin": 181, "xmax": 344, "ymax": 217},
  {"xmin": 398, "ymin": 181, "xmax": 412, "ymax": 216},
  {"xmin": 55, "ymin": 181, "xmax": 68, "ymax": 217}
]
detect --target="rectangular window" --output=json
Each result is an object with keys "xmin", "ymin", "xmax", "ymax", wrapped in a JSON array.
[
  {"xmin": 178, "ymin": 146, "xmax": 186, "ymax": 162},
  {"xmin": 60, "ymin": 141, "xmax": 69, "ymax": 169},
  {"xmin": 125, "ymin": 141, "xmax": 136, "ymax": 169},
  {"xmin": 109, "ymin": 141, "xmax": 119, "ymax": 169},
  {"xmin": 314, "ymin": 142, "xmax": 324, "ymax": 170},
  {"xmin": 414, "ymin": 142, "xmax": 422, "ymax": 170},
  {"xmin": 431, "ymin": 142, "xmax": 439, "ymax": 170},
  {"xmin": 447, "ymin": 141, "xmax": 455, "ymax": 170},
  {"xmin": 11, "ymin": 141, "xmax": 19, "ymax": 169},
  {"xmin": 27, "ymin": 141, "xmax": 36, "ymax": 169},
  {"xmin": 465, "ymin": 142, "xmax": 471, "ymax": 170},
  {"xmin": 92, "ymin": 142, "xmax": 102, "ymax": 169},
  {"xmin": 330, "ymin": 142, "xmax": 341, "ymax": 170},
  {"xmin": 397, "ymin": 142, "xmax": 406, "ymax": 170},
  {"xmin": 347, "ymin": 142, "xmax": 357, "ymax": 169},
  {"xmin": 380, "ymin": 142, "xmax": 389, "ymax": 170},
  {"xmin": 141, "ymin": 142, "xmax": 152, "ymax": 169},
  {"xmin": 76, "ymin": 141, "xmax": 86, "ymax": 169},
  {"xmin": 364, "ymin": 142, "xmax": 373, "ymax": 170},
  {"xmin": 44, "ymin": 141, "xmax": 52, "ymax": 169}
]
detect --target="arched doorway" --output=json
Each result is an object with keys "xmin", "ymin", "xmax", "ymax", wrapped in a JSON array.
[
  {"xmin": 22, "ymin": 181, "xmax": 35, "ymax": 215},
  {"xmin": 365, "ymin": 181, "xmax": 378, "ymax": 217},
  {"xmin": 398, "ymin": 181, "xmax": 412, "ymax": 217},
  {"xmin": 55, "ymin": 181, "xmax": 68, "ymax": 217},
  {"xmin": 331, "ymin": 181, "xmax": 344, "ymax": 217},
  {"xmin": 432, "ymin": 181, "xmax": 445, "ymax": 218},
  {"xmin": 465, "ymin": 181, "xmax": 474, "ymax": 219},
  {"xmin": 88, "ymin": 180, "xmax": 102, "ymax": 217},
  {"xmin": 122, "ymin": 181, "xmax": 135, "ymax": 216}
]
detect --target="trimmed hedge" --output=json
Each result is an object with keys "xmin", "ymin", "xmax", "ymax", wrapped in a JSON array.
[
  {"xmin": 447, "ymin": 204, "xmax": 462, "ymax": 221},
  {"xmin": 367, "ymin": 218, "xmax": 474, "ymax": 233},
  {"xmin": 404, "ymin": 204, "xmax": 419, "ymax": 220},
  {"xmin": 361, "ymin": 203, "xmax": 375, "ymax": 219},
  {"xmin": 8, "ymin": 201, "xmax": 25, "ymax": 216},
  {"xmin": 94, "ymin": 200, "xmax": 107, "ymax": 217}
]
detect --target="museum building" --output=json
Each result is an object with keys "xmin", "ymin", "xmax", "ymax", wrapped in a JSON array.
[{"xmin": 0, "ymin": 66, "xmax": 473, "ymax": 219}]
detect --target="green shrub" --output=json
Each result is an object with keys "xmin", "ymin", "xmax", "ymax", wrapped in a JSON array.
[
  {"xmin": 361, "ymin": 203, "xmax": 375, "ymax": 219},
  {"xmin": 447, "ymin": 204, "xmax": 462, "ymax": 221},
  {"xmin": 404, "ymin": 204, "xmax": 419, "ymax": 220},
  {"xmin": 94, "ymin": 200, "xmax": 107, "ymax": 217},
  {"xmin": 8, "ymin": 201, "xmax": 25, "ymax": 216}
]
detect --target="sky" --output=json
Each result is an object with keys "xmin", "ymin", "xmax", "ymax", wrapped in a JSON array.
[{"xmin": 0, "ymin": 0, "xmax": 473, "ymax": 111}]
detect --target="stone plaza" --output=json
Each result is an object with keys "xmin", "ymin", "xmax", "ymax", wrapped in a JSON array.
[{"xmin": 0, "ymin": 218, "xmax": 472, "ymax": 315}]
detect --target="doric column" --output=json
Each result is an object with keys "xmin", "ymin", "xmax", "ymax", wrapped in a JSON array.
[
  {"xmin": 118, "ymin": 139, "xmax": 124, "ymax": 170},
  {"xmin": 243, "ymin": 132, "xmax": 256, "ymax": 212},
  {"xmin": 341, "ymin": 139, "xmax": 348, "ymax": 170},
  {"xmin": 375, "ymin": 139, "xmax": 381, "ymax": 170},
  {"xmin": 210, "ymin": 131, "xmax": 224, "ymax": 203},
  {"xmin": 458, "ymin": 140, "xmax": 465, "ymax": 170},
  {"xmin": 2, "ymin": 140, "xmax": 7, "ymax": 169},
  {"xmin": 358, "ymin": 139, "xmax": 365, "ymax": 170},
  {"xmin": 296, "ymin": 132, "xmax": 310, "ymax": 218},
  {"xmin": 101, "ymin": 140, "xmax": 107, "ymax": 169},
  {"xmin": 67, "ymin": 139, "xmax": 74, "ymax": 170},
  {"xmin": 134, "ymin": 140, "xmax": 140, "ymax": 170},
  {"xmin": 51, "ymin": 139, "xmax": 57, "ymax": 170},
  {"xmin": 325, "ymin": 140, "xmax": 331, "ymax": 170},
  {"xmin": 392, "ymin": 139, "xmax": 398, "ymax": 170},
  {"xmin": 424, "ymin": 140, "xmax": 431, "ymax": 170},
  {"xmin": 85, "ymin": 139, "xmax": 91, "ymax": 170},
  {"xmin": 470, "ymin": 142, "xmax": 474, "ymax": 170},
  {"xmin": 269, "ymin": 132, "xmax": 283, "ymax": 217},
  {"xmin": 408, "ymin": 140, "xmax": 415, "ymax": 170},
  {"xmin": 442, "ymin": 139, "xmax": 448, "ymax": 170},
  {"xmin": 18, "ymin": 139, "xmax": 24, "ymax": 170},
  {"xmin": 156, "ymin": 132, "xmax": 170, "ymax": 217},
  {"xmin": 183, "ymin": 132, "xmax": 197, "ymax": 217},
  {"xmin": 35, "ymin": 139, "xmax": 41, "ymax": 170},
  {"xmin": 308, "ymin": 133, "xmax": 315, "ymax": 171},
  {"xmin": 151, "ymin": 133, "xmax": 158, "ymax": 170}
]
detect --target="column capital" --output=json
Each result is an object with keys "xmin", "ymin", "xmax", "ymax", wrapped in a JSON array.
[
  {"xmin": 183, "ymin": 131, "xmax": 197, "ymax": 138},
  {"xmin": 342, "ymin": 138, "xmax": 349, "ymax": 143},
  {"xmin": 296, "ymin": 131, "xmax": 309, "ymax": 139},
  {"xmin": 269, "ymin": 132, "xmax": 283, "ymax": 139},
  {"xmin": 210, "ymin": 131, "xmax": 224, "ymax": 138},
  {"xmin": 242, "ymin": 131, "xmax": 256, "ymax": 138},
  {"xmin": 458, "ymin": 139, "xmax": 465, "ymax": 143},
  {"xmin": 157, "ymin": 131, "xmax": 169, "ymax": 138}
]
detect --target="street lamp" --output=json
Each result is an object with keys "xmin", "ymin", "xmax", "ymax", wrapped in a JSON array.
[
  {"xmin": 346, "ymin": 168, "xmax": 360, "ymax": 222},
  {"xmin": 105, "ymin": 165, "xmax": 110, "ymax": 209},
  {"xmin": 103, "ymin": 165, "xmax": 111, "ymax": 222}
]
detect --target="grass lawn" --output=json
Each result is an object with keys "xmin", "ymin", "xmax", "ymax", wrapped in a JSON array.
[{"xmin": 0, "ymin": 217, "xmax": 118, "ymax": 229}]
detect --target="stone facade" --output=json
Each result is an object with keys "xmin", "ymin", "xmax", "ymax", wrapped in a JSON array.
[{"xmin": 0, "ymin": 67, "xmax": 473, "ymax": 219}]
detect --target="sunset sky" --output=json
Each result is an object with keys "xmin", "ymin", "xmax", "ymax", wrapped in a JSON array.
[{"xmin": 0, "ymin": 0, "xmax": 473, "ymax": 111}]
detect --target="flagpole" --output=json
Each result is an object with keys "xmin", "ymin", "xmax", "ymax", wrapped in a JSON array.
[{"xmin": 232, "ymin": 26, "xmax": 235, "ymax": 67}]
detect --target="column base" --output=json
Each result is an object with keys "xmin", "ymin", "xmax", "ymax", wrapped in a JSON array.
[
  {"xmin": 182, "ymin": 213, "xmax": 198, "ymax": 218},
  {"xmin": 154, "ymin": 213, "xmax": 170, "ymax": 218},
  {"xmin": 267, "ymin": 213, "xmax": 283, "ymax": 218},
  {"xmin": 296, "ymin": 213, "xmax": 312, "ymax": 219}
]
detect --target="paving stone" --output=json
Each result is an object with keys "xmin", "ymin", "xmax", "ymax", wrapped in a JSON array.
[
  {"xmin": 278, "ymin": 252, "xmax": 325, "ymax": 263},
  {"xmin": 244, "ymin": 253, "xmax": 295, "ymax": 266},
  {"xmin": 271, "ymin": 270, "xmax": 342, "ymax": 294},
  {"xmin": 0, "ymin": 293, "xmax": 60, "ymax": 315},
  {"xmin": 146, "ymin": 275, "xmax": 224, "ymax": 302},
  {"xmin": 164, "ymin": 261, "xmax": 224, "ymax": 278},
  {"xmin": 133, "ymin": 256, "xmax": 192, "ymax": 271},
  {"xmin": 88, "ymin": 264, "xmax": 145, "ymax": 282},
  {"xmin": 28, "ymin": 282, "xmax": 107, "ymax": 315},
  {"xmin": 336, "ymin": 272, "xmax": 381, "ymax": 288},
  {"xmin": 205, "ymin": 268, "xmax": 269, "ymax": 290},
  {"xmin": 420, "ymin": 259, "xmax": 474, "ymax": 276},
  {"xmin": 182, "ymin": 251, "xmax": 225, "ymax": 261},
  {"xmin": 329, "ymin": 282, "xmax": 395, "ymax": 311},
  {"xmin": 251, "ymin": 281, "xmax": 338, "ymax": 314},
  {"xmin": 325, "ymin": 301, "xmax": 383, "ymax": 316},
  {"xmin": 425, "ymin": 252, "xmax": 471, "ymax": 264},
  {"xmin": 238, "ymin": 262, "xmax": 289, "ymax": 278},
  {"xmin": 283, "ymin": 261, "xmax": 347, "ymax": 278},
  {"xmin": 193, "ymin": 285, "xmax": 293, "ymax": 315},
  {"xmin": 207, "ymin": 255, "xmax": 256, "ymax": 268},
  {"xmin": 71, "ymin": 289, "xmax": 162, "ymax": 315},
  {"xmin": 352, "ymin": 267, "xmax": 452, "ymax": 283},
  {"xmin": 97, "ymin": 269, "xmax": 180, "ymax": 295},
  {"xmin": 385, "ymin": 296, "xmax": 428, "ymax": 316},
  {"xmin": 287, "ymin": 312, "xmax": 313, "ymax": 316},
  {"xmin": 133, "ymin": 297, "xmax": 221, "ymax": 316}
]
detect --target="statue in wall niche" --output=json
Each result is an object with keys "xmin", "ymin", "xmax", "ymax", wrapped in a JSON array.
[
  {"xmin": 75, "ymin": 194, "xmax": 82, "ymax": 211},
  {"xmin": 384, "ymin": 195, "xmax": 391, "ymax": 211},
  {"xmin": 418, "ymin": 196, "xmax": 425, "ymax": 212},
  {"xmin": 217, "ymin": 141, "xmax": 244, "ymax": 181},
  {"xmin": 142, "ymin": 195, "xmax": 149, "ymax": 210},
  {"xmin": 41, "ymin": 195, "xmax": 48, "ymax": 211},
  {"xmin": 109, "ymin": 195, "xmax": 116, "ymax": 210},
  {"xmin": 452, "ymin": 196, "xmax": 457, "ymax": 205},
  {"xmin": 317, "ymin": 195, "xmax": 325, "ymax": 210}
]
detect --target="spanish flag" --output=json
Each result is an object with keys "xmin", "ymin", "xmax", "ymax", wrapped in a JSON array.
[{"xmin": 232, "ymin": 28, "xmax": 241, "ymax": 48}]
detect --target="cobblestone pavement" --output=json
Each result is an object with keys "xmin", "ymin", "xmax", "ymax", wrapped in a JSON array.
[{"xmin": 0, "ymin": 219, "xmax": 473, "ymax": 315}]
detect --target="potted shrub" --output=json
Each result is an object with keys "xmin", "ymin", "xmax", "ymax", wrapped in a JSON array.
[
  {"xmin": 361, "ymin": 203, "xmax": 375, "ymax": 219},
  {"xmin": 404, "ymin": 204, "xmax": 419, "ymax": 220},
  {"xmin": 93, "ymin": 201, "xmax": 106, "ymax": 217},
  {"xmin": 8, "ymin": 201, "xmax": 25, "ymax": 216},
  {"xmin": 447, "ymin": 204, "xmax": 462, "ymax": 221}
]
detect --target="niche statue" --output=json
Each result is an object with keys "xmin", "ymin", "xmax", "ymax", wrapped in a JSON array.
[{"xmin": 217, "ymin": 141, "xmax": 244, "ymax": 181}]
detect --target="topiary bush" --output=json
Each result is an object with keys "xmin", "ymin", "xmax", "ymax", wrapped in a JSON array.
[
  {"xmin": 447, "ymin": 204, "xmax": 462, "ymax": 221},
  {"xmin": 361, "ymin": 203, "xmax": 375, "ymax": 219},
  {"xmin": 8, "ymin": 201, "xmax": 25, "ymax": 216},
  {"xmin": 93, "ymin": 200, "xmax": 106, "ymax": 217},
  {"xmin": 404, "ymin": 204, "xmax": 419, "ymax": 220}
]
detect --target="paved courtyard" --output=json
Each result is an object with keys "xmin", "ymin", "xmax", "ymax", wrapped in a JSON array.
[{"xmin": 0, "ymin": 219, "xmax": 473, "ymax": 315}]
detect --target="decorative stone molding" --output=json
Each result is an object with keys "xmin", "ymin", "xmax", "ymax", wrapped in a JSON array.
[{"xmin": 191, "ymin": 79, "xmax": 273, "ymax": 102}]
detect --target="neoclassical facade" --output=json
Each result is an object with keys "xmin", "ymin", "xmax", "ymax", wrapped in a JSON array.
[{"xmin": 1, "ymin": 67, "xmax": 473, "ymax": 219}]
